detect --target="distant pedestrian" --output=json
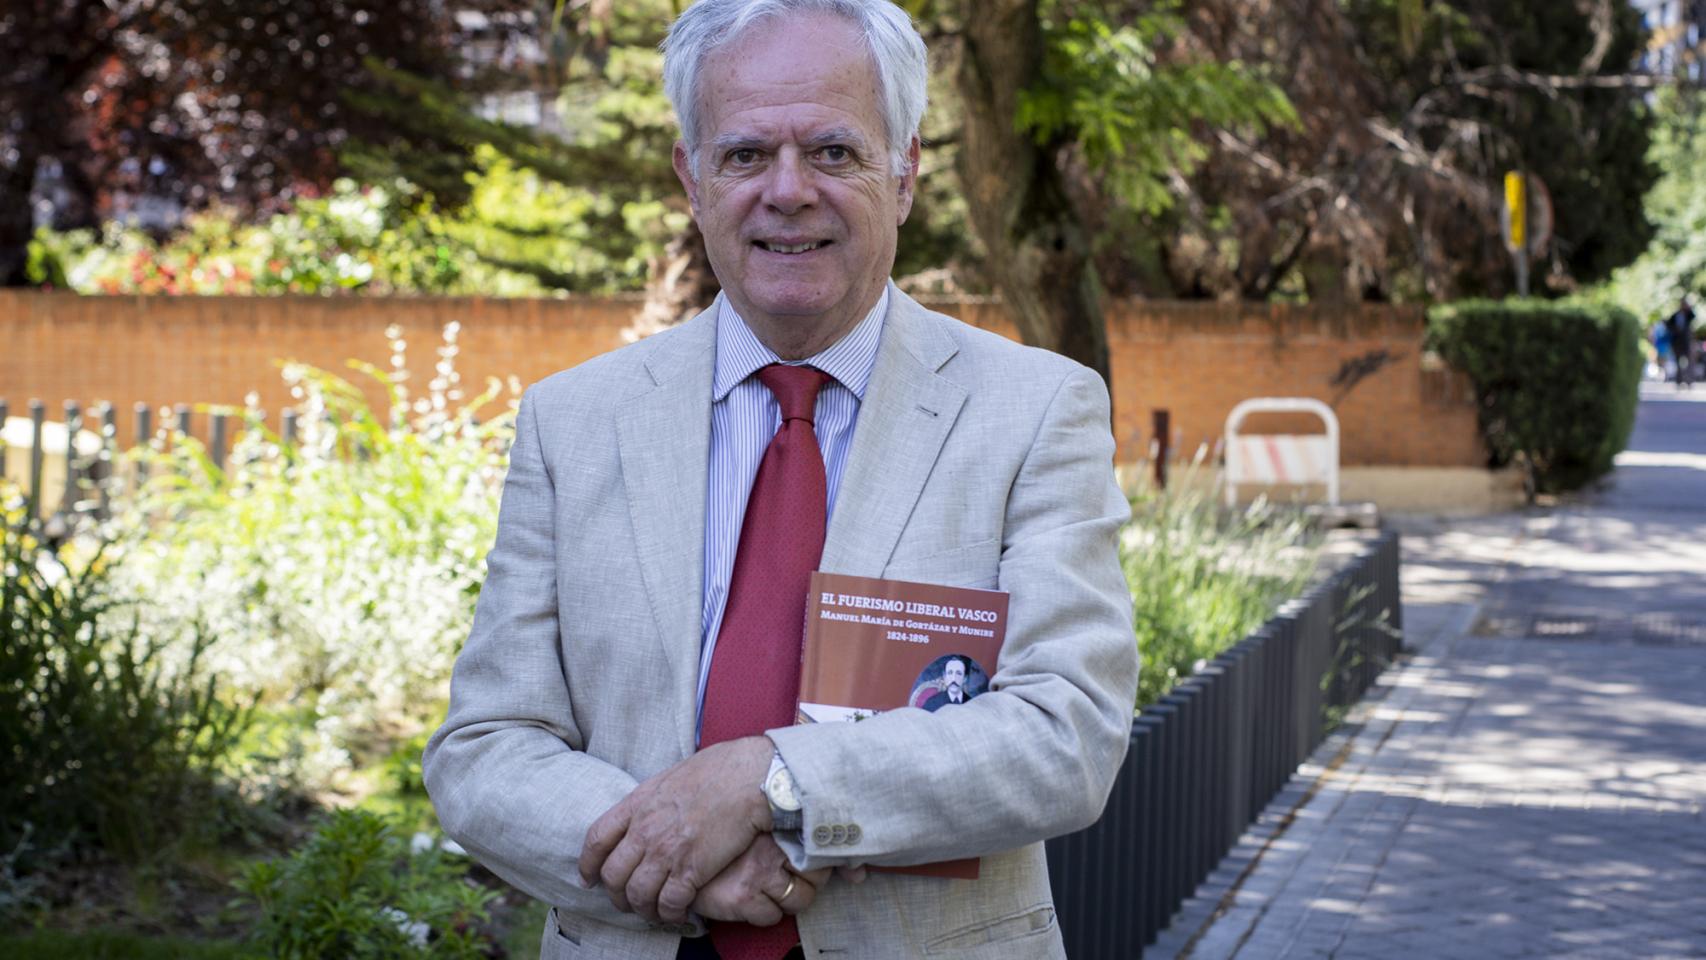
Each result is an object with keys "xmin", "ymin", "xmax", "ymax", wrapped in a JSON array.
[
  {"xmin": 1653, "ymin": 319, "xmax": 1672, "ymax": 381},
  {"xmin": 1666, "ymin": 297, "xmax": 1696, "ymax": 388}
]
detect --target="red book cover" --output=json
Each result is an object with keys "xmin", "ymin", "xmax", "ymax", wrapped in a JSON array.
[{"xmin": 797, "ymin": 571, "xmax": 1010, "ymax": 880}]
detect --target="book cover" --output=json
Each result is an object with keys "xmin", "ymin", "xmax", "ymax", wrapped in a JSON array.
[{"xmin": 797, "ymin": 571, "xmax": 1010, "ymax": 880}]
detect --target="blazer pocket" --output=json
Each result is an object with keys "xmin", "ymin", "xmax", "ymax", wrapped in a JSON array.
[
  {"xmin": 540, "ymin": 907, "xmax": 581, "ymax": 958},
  {"xmin": 923, "ymin": 903, "xmax": 1058, "ymax": 956},
  {"xmin": 882, "ymin": 537, "xmax": 1001, "ymax": 590}
]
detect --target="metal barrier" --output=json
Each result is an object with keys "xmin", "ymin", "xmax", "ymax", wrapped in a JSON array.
[
  {"xmin": 1, "ymin": 398, "xmax": 249, "ymax": 524},
  {"xmin": 1046, "ymin": 531, "xmax": 1402, "ymax": 956},
  {"xmin": 1224, "ymin": 397, "xmax": 1341, "ymax": 506}
]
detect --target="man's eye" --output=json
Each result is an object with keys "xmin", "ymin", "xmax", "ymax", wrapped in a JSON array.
[
  {"xmin": 819, "ymin": 145, "xmax": 851, "ymax": 163},
  {"xmin": 729, "ymin": 148, "xmax": 760, "ymax": 166}
]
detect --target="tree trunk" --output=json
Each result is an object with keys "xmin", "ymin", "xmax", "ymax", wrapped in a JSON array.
[
  {"xmin": 0, "ymin": 135, "xmax": 42, "ymax": 288},
  {"xmin": 953, "ymin": 0, "xmax": 1110, "ymax": 385},
  {"xmin": 625, "ymin": 217, "xmax": 719, "ymax": 341}
]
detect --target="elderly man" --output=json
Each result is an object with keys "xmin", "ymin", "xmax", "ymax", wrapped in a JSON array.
[{"xmin": 422, "ymin": 1, "xmax": 1138, "ymax": 958}]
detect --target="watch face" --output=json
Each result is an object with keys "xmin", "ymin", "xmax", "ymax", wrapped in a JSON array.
[{"xmin": 767, "ymin": 768, "xmax": 802, "ymax": 811}]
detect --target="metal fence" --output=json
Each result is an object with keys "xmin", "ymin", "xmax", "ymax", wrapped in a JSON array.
[{"xmin": 1045, "ymin": 531, "xmax": 1403, "ymax": 956}]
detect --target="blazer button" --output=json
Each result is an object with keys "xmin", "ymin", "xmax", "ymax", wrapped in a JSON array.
[
  {"xmin": 812, "ymin": 825, "xmax": 833, "ymax": 846},
  {"xmin": 845, "ymin": 824, "xmax": 861, "ymax": 845},
  {"xmin": 829, "ymin": 824, "xmax": 846, "ymax": 845}
]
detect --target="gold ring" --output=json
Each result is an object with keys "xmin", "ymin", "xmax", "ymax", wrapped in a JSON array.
[{"xmin": 780, "ymin": 878, "xmax": 797, "ymax": 902}]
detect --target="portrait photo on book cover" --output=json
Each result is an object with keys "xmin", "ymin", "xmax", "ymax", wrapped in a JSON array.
[{"xmin": 910, "ymin": 654, "xmax": 989, "ymax": 712}]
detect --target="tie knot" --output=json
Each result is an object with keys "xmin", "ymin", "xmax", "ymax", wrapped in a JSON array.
[{"xmin": 757, "ymin": 364, "xmax": 831, "ymax": 423}]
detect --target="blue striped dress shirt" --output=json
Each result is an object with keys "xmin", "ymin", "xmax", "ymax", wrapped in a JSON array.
[{"xmin": 696, "ymin": 286, "xmax": 890, "ymax": 729}]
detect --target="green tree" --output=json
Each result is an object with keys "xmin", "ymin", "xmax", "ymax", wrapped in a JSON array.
[
  {"xmin": 0, "ymin": 0, "xmax": 543, "ymax": 288},
  {"xmin": 1155, "ymin": 0, "xmax": 1655, "ymax": 302},
  {"xmin": 944, "ymin": 0, "xmax": 1295, "ymax": 380},
  {"xmin": 1601, "ymin": 86, "xmax": 1706, "ymax": 324}
]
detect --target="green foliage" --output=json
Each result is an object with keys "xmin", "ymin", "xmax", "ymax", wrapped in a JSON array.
[
  {"xmin": 435, "ymin": 145, "xmax": 680, "ymax": 292},
  {"xmin": 1018, "ymin": 8, "xmax": 1295, "ymax": 215},
  {"xmin": 382, "ymin": 731, "xmax": 434, "ymax": 801},
  {"xmin": 102, "ymin": 328, "xmax": 512, "ymax": 791},
  {"xmin": 239, "ymin": 809, "xmax": 495, "ymax": 959},
  {"xmin": 1427, "ymin": 298, "xmax": 1643, "ymax": 492},
  {"xmin": 1123, "ymin": 482, "xmax": 1317, "ymax": 709},
  {"xmin": 35, "ymin": 158, "xmax": 673, "ymax": 298},
  {"xmin": 1600, "ymin": 88, "xmax": 1706, "ymax": 323},
  {"xmin": 0, "ymin": 930, "xmax": 254, "ymax": 960},
  {"xmin": 1345, "ymin": 0, "xmax": 1654, "ymax": 293},
  {"xmin": 0, "ymin": 490, "xmax": 252, "ymax": 870},
  {"xmin": 334, "ymin": 4, "xmax": 686, "ymax": 294}
]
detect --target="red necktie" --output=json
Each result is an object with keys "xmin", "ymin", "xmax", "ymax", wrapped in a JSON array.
[{"xmin": 700, "ymin": 363, "xmax": 831, "ymax": 960}]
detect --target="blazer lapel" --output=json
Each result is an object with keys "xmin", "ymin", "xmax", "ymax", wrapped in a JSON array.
[
  {"xmin": 615, "ymin": 306, "xmax": 716, "ymax": 755},
  {"xmin": 821, "ymin": 290, "xmax": 967, "ymax": 577}
]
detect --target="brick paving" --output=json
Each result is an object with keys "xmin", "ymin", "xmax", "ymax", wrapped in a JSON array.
[{"xmin": 1152, "ymin": 384, "xmax": 1706, "ymax": 960}]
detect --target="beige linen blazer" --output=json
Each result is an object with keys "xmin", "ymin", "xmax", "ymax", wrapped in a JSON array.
[{"xmin": 423, "ymin": 288, "xmax": 1138, "ymax": 959}]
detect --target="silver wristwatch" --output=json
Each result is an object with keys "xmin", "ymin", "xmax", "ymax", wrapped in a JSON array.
[{"xmin": 763, "ymin": 751, "xmax": 803, "ymax": 832}]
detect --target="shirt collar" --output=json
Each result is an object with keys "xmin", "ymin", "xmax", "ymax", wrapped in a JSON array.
[{"xmin": 712, "ymin": 285, "xmax": 889, "ymax": 403}]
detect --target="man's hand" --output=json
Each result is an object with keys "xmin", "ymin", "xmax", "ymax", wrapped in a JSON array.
[
  {"xmin": 692, "ymin": 833, "xmax": 830, "ymax": 925},
  {"xmin": 579, "ymin": 736, "xmax": 774, "ymax": 924}
]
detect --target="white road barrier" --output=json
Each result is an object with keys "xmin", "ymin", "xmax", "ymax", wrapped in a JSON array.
[{"xmin": 1224, "ymin": 397, "xmax": 1340, "ymax": 507}]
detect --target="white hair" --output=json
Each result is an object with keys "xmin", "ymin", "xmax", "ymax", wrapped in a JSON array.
[{"xmin": 661, "ymin": 0, "xmax": 929, "ymax": 179}]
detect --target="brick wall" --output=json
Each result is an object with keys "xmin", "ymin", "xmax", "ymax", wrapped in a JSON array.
[{"xmin": 1, "ymin": 291, "xmax": 1484, "ymax": 467}]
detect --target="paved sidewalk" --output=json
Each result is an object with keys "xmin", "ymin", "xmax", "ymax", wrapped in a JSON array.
[{"xmin": 1151, "ymin": 384, "xmax": 1706, "ymax": 959}]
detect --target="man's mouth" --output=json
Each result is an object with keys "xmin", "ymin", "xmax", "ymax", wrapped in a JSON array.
[{"xmin": 756, "ymin": 240, "xmax": 830, "ymax": 254}]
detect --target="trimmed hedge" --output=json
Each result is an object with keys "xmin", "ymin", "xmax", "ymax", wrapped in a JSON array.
[{"xmin": 1427, "ymin": 299, "xmax": 1643, "ymax": 493}]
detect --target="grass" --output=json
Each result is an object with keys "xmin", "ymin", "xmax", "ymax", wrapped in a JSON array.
[{"xmin": 1121, "ymin": 477, "xmax": 1319, "ymax": 709}]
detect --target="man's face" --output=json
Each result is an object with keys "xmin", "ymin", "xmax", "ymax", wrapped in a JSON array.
[
  {"xmin": 674, "ymin": 13, "xmax": 917, "ymax": 354},
  {"xmin": 942, "ymin": 659, "xmax": 966, "ymax": 697}
]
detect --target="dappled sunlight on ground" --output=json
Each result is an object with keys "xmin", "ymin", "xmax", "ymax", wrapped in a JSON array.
[{"xmin": 1151, "ymin": 390, "xmax": 1706, "ymax": 960}]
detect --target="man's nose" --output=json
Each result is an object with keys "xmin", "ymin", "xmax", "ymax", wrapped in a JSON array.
[{"xmin": 763, "ymin": 149, "xmax": 817, "ymax": 214}]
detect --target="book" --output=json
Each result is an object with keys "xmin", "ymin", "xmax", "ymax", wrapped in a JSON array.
[{"xmin": 797, "ymin": 571, "xmax": 1010, "ymax": 880}]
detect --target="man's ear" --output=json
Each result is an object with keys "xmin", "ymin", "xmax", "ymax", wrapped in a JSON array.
[
  {"xmin": 673, "ymin": 141, "xmax": 701, "ymax": 218},
  {"xmin": 896, "ymin": 135, "xmax": 920, "ymax": 225}
]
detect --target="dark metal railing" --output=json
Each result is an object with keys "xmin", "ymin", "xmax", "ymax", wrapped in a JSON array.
[
  {"xmin": 1046, "ymin": 531, "xmax": 1402, "ymax": 956},
  {"xmin": 1, "ymin": 396, "xmax": 254, "ymax": 525}
]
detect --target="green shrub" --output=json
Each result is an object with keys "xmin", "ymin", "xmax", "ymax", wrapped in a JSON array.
[
  {"xmin": 239, "ymin": 809, "xmax": 495, "ymax": 959},
  {"xmin": 1427, "ymin": 298, "xmax": 1643, "ymax": 493},
  {"xmin": 103, "ymin": 326, "xmax": 514, "ymax": 791},
  {"xmin": 0, "ymin": 930, "xmax": 254, "ymax": 960},
  {"xmin": 33, "ymin": 150, "xmax": 685, "ymax": 298},
  {"xmin": 0, "ymin": 490, "xmax": 251, "ymax": 870},
  {"xmin": 1123, "ymin": 481, "xmax": 1318, "ymax": 709}
]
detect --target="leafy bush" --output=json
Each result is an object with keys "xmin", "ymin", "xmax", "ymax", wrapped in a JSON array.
[
  {"xmin": 1427, "ymin": 298, "xmax": 1643, "ymax": 493},
  {"xmin": 0, "ymin": 487, "xmax": 251, "ymax": 869},
  {"xmin": 30, "ymin": 148, "xmax": 686, "ymax": 298},
  {"xmin": 103, "ymin": 327, "xmax": 514, "ymax": 790},
  {"xmin": 0, "ymin": 930, "xmax": 253, "ymax": 960},
  {"xmin": 1122, "ymin": 481, "xmax": 1317, "ymax": 708},
  {"xmin": 239, "ymin": 809, "xmax": 495, "ymax": 959}
]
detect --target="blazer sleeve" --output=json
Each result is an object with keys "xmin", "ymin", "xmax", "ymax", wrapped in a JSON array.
[
  {"xmin": 422, "ymin": 389, "xmax": 648, "ymax": 926},
  {"xmin": 766, "ymin": 365, "xmax": 1138, "ymax": 870}
]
